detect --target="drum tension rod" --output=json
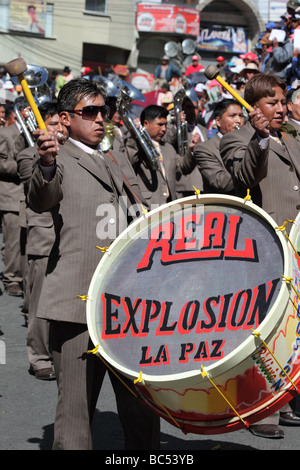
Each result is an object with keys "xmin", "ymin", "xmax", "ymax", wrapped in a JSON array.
[
  {"xmin": 251, "ymin": 329, "xmax": 297, "ymax": 390},
  {"xmin": 200, "ymin": 366, "xmax": 250, "ymax": 429}
]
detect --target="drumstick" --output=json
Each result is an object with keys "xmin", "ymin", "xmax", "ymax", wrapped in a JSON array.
[
  {"xmin": 5, "ymin": 58, "xmax": 48, "ymax": 133},
  {"xmin": 204, "ymin": 64, "xmax": 254, "ymax": 113}
]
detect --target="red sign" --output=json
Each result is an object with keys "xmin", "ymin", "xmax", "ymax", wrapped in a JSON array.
[{"xmin": 136, "ymin": 4, "xmax": 200, "ymax": 36}]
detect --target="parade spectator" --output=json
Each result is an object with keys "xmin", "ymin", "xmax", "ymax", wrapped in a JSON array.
[{"xmin": 185, "ymin": 55, "xmax": 205, "ymax": 76}]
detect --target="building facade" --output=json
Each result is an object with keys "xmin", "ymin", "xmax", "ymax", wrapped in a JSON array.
[
  {"xmin": 0, "ymin": 0, "xmax": 289, "ymax": 81},
  {"xmin": 0, "ymin": 0, "xmax": 137, "ymax": 77}
]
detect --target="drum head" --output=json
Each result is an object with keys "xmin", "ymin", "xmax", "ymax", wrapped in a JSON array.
[{"xmin": 87, "ymin": 196, "xmax": 299, "ymax": 434}]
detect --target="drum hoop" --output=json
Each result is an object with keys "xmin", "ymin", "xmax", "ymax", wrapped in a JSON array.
[{"xmin": 86, "ymin": 194, "xmax": 291, "ymax": 385}]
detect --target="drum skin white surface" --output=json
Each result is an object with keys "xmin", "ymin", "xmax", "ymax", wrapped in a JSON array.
[{"xmin": 87, "ymin": 195, "xmax": 300, "ymax": 434}]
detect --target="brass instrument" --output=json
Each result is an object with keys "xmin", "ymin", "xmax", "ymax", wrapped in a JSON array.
[
  {"xmin": 93, "ymin": 75, "xmax": 118, "ymax": 152},
  {"xmin": 116, "ymin": 83, "xmax": 160, "ymax": 171},
  {"xmin": 174, "ymin": 86, "xmax": 188, "ymax": 156},
  {"xmin": 100, "ymin": 120, "xmax": 115, "ymax": 152},
  {"xmin": 14, "ymin": 103, "xmax": 35, "ymax": 147},
  {"xmin": 8, "ymin": 61, "xmax": 58, "ymax": 147},
  {"xmin": 6, "ymin": 59, "xmax": 49, "ymax": 135}
]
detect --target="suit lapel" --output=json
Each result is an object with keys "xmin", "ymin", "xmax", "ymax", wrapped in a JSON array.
[
  {"xmin": 280, "ymin": 132, "xmax": 300, "ymax": 179},
  {"xmin": 64, "ymin": 139, "xmax": 123, "ymax": 192}
]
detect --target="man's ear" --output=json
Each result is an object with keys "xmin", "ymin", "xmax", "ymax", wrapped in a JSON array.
[{"xmin": 59, "ymin": 111, "xmax": 71, "ymax": 128}]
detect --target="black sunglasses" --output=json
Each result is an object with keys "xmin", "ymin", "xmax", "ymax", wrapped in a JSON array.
[{"xmin": 65, "ymin": 105, "xmax": 110, "ymax": 121}]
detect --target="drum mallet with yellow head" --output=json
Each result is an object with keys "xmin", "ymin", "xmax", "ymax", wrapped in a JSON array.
[
  {"xmin": 204, "ymin": 64, "xmax": 254, "ymax": 113},
  {"xmin": 5, "ymin": 57, "xmax": 48, "ymax": 133}
]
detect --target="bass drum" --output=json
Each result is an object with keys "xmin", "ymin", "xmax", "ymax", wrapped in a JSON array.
[{"xmin": 87, "ymin": 195, "xmax": 300, "ymax": 434}]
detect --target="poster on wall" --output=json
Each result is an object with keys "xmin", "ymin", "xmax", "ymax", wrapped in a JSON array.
[
  {"xmin": 9, "ymin": 0, "xmax": 46, "ymax": 34},
  {"xmin": 197, "ymin": 25, "xmax": 248, "ymax": 54},
  {"xmin": 136, "ymin": 4, "xmax": 200, "ymax": 36}
]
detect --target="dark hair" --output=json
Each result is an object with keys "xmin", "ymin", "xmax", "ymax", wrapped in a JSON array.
[
  {"xmin": 213, "ymin": 98, "xmax": 242, "ymax": 119},
  {"xmin": 244, "ymin": 73, "xmax": 287, "ymax": 106},
  {"xmin": 5, "ymin": 104, "xmax": 15, "ymax": 119},
  {"xmin": 140, "ymin": 105, "xmax": 168, "ymax": 125},
  {"xmin": 57, "ymin": 78, "xmax": 106, "ymax": 114},
  {"xmin": 38, "ymin": 101, "xmax": 58, "ymax": 120}
]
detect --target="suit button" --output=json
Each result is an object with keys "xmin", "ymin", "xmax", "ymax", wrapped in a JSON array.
[
  {"xmin": 109, "ymin": 218, "xmax": 115, "ymax": 224},
  {"xmin": 294, "ymin": 186, "xmax": 299, "ymax": 191},
  {"xmin": 297, "ymin": 205, "xmax": 300, "ymax": 210},
  {"xmin": 109, "ymin": 195, "xmax": 115, "ymax": 202},
  {"xmin": 163, "ymin": 192, "xmax": 167, "ymax": 197}
]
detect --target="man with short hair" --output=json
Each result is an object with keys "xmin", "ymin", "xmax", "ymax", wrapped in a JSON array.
[
  {"xmin": 0, "ymin": 103, "xmax": 27, "ymax": 296},
  {"xmin": 123, "ymin": 104, "xmax": 197, "ymax": 206},
  {"xmin": 27, "ymin": 78, "xmax": 160, "ymax": 450},
  {"xmin": 153, "ymin": 55, "xmax": 181, "ymax": 87},
  {"xmin": 194, "ymin": 98, "xmax": 244, "ymax": 194},
  {"xmin": 17, "ymin": 101, "xmax": 66, "ymax": 380}
]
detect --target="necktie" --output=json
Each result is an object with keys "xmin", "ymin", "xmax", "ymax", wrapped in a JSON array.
[
  {"xmin": 270, "ymin": 133, "xmax": 282, "ymax": 146},
  {"xmin": 153, "ymin": 140, "xmax": 169, "ymax": 197}
]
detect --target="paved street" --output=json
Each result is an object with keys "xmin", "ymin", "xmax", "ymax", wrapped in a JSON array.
[{"xmin": 1, "ymin": 245, "xmax": 300, "ymax": 452}]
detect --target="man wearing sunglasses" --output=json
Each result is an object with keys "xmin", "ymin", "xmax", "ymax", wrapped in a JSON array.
[{"xmin": 27, "ymin": 78, "xmax": 160, "ymax": 450}]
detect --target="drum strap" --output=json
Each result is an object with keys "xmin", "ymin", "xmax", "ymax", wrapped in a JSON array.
[{"xmin": 106, "ymin": 151, "xmax": 147, "ymax": 214}]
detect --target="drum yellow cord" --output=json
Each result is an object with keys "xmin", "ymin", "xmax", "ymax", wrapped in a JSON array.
[
  {"xmin": 86, "ymin": 344, "xmax": 139, "ymax": 398},
  {"xmin": 252, "ymin": 329, "xmax": 297, "ymax": 390},
  {"xmin": 200, "ymin": 365, "xmax": 250, "ymax": 428},
  {"xmin": 281, "ymin": 275, "xmax": 300, "ymax": 300},
  {"xmin": 275, "ymin": 219, "xmax": 300, "ymax": 264},
  {"xmin": 134, "ymin": 372, "xmax": 182, "ymax": 430}
]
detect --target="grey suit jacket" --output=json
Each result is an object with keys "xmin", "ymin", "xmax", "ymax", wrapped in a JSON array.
[
  {"xmin": 124, "ymin": 136, "xmax": 195, "ymax": 206},
  {"xmin": 27, "ymin": 139, "xmax": 144, "ymax": 323},
  {"xmin": 194, "ymin": 133, "xmax": 235, "ymax": 194},
  {"xmin": 0, "ymin": 123, "xmax": 26, "ymax": 212},
  {"xmin": 17, "ymin": 145, "xmax": 56, "ymax": 257},
  {"xmin": 219, "ymin": 122, "xmax": 300, "ymax": 228}
]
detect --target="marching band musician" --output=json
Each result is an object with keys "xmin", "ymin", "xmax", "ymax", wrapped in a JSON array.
[
  {"xmin": 17, "ymin": 101, "xmax": 67, "ymax": 381},
  {"xmin": 122, "ymin": 104, "xmax": 199, "ymax": 207},
  {"xmin": 26, "ymin": 78, "xmax": 160, "ymax": 450},
  {"xmin": 0, "ymin": 102, "xmax": 27, "ymax": 297},
  {"xmin": 219, "ymin": 72, "xmax": 300, "ymax": 438},
  {"xmin": 173, "ymin": 95, "xmax": 208, "ymax": 198},
  {"xmin": 194, "ymin": 98, "xmax": 245, "ymax": 194}
]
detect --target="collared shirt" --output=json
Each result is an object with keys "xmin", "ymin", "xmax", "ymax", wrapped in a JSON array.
[{"xmin": 68, "ymin": 136, "xmax": 102, "ymax": 155}]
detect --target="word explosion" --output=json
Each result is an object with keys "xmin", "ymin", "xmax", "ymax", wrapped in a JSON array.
[{"xmin": 100, "ymin": 210, "xmax": 281, "ymax": 367}]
